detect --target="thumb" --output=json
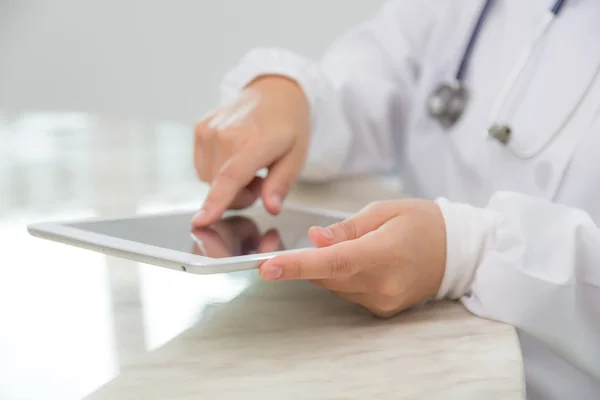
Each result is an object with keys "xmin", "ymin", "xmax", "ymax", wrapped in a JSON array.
[{"xmin": 308, "ymin": 201, "xmax": 399, "ymax": 246}]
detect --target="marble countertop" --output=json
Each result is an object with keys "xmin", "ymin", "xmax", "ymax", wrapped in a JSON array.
[{"xmin": 0, "ymin": 112, "xmax": 524, "ymax": 399}]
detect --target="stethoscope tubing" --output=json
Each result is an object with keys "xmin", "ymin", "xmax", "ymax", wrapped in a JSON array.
[{"xmin": 434, "ymin": 0, "xmax": 587, "ymax": 159}]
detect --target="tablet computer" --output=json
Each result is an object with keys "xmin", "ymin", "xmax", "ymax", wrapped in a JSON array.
[{"xmin": 27, "ymin": 204, "xmax": 348, "ymax": 274}]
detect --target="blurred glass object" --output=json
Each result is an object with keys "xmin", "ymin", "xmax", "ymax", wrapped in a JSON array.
[{"xmin": 0, "ymin": 112, "xmax": 200, "ymax": 216}]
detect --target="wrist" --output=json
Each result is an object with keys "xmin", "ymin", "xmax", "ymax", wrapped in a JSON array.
[
  {"xmin": 247, "ymin": 74, "xmax": 301, "ymax": 91},
  {"xmin": 246, "ymin": 75, "xmax": 309, "ymax": 114},
  {"xmin": 219, "ymin": 48, "xmax": 320, "ymax": 110}
]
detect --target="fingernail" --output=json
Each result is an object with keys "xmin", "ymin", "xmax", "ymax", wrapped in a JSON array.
[
  {"xmin": 192, "ymin": 209, "xmax": 206, "ymax": 223},
  {"xmin": 318, "ymin": 227, "xmax": 334, "ymax": 241},
  {"xmin": 261, "ymin": 265, "xmax": 282, "ymax": 281},
  {"xmin": 271, "ymin": 194, "xmax": 282, "ymax": 208}
]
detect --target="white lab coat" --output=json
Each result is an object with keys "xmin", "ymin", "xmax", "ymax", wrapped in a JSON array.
[{"xmin": 218, "ymin": 1, "xmax": 600, "ymax": 398}]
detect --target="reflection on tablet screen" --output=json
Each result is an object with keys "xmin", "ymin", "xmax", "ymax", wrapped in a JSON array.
[{"xmin": 190, "ymin": 216, "xmax": 286, "ymax": 258}]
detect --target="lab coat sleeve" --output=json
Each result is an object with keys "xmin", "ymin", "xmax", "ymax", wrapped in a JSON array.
[
  {"xmin": 218, "ymin": 1, "xmax": 437, "ymax": 181},
  {"xmin": 435, "ymin": 193, "xmax": 600, "ymax": 381}
]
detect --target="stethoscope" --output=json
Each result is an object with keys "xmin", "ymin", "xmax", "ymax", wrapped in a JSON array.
[{"xmin": 427, "ymin": 0, "xmax": 574, "ymax": 158}]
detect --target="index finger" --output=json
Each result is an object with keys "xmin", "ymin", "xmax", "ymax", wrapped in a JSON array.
[
  {"xmin": 259, "ymin": 237, "xmax": 372, "ymax": 281},
  {"xmin": 193, "ymin": 147, "xmax": 270, "ymax": 226}
]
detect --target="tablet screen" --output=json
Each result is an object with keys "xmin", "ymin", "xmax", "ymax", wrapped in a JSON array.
[{"xmin": 68, "ymin": 207, "xmax": 344, "ymax": 258}]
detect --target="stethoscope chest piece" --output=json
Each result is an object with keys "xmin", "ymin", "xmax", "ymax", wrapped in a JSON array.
[{"xmin": 427, "ymin": 82, "xmax": 468, "ymax": 128}]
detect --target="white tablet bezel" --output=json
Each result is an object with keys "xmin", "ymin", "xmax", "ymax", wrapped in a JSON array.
[{"xmin": 27, "ymin": 203, "xmax": 350, "ymax": 275}]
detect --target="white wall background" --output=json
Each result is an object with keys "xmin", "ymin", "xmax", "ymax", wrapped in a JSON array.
[{"xmin": 0, "ymin": 0, "xmax": 386, "ymax": 123}]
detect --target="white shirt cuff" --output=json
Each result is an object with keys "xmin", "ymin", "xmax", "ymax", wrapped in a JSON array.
[{"xmin": 434, "ymin": 198, "xmax": 500, "ymax": 300}]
